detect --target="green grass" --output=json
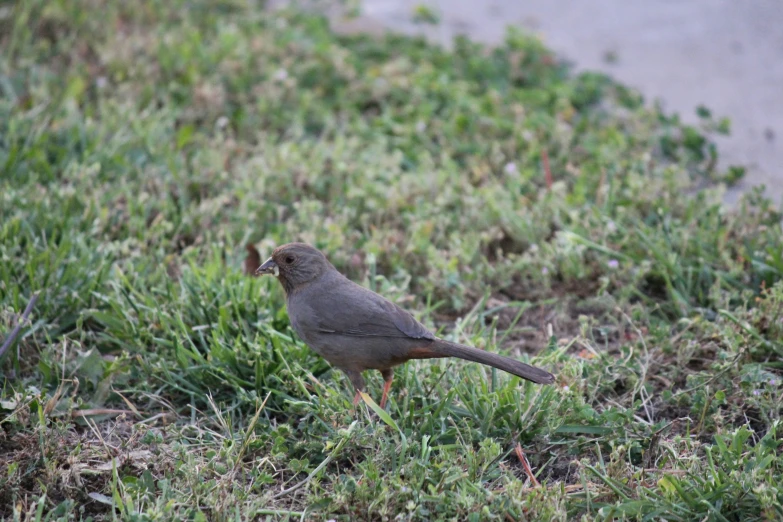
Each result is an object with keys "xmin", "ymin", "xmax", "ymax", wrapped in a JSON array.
[{"xmin": 1, "ymin": 0, "xmax": 782, "ymax": 520}]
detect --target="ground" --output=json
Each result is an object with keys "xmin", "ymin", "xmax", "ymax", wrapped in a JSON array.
[{"xmin": 1, "ymin": 1, "xmax": 782, "ymax": 521}]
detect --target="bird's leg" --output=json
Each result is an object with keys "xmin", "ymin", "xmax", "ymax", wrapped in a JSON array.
[
  {"xmin": 343, "ymin": 369, "xmax": 366, "ymax": 407},
  {"xmin": 380, "ymin": 369, "xmax": 394, "ymax": 409}
]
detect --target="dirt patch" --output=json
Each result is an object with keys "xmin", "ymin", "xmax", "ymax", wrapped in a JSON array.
[{"xmin": 0, "ymin": 417, "xmax": 167, "ymax": 519}]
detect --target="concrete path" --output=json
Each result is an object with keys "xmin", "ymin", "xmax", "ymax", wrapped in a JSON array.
[{"xmin": 329, "ymin": 0, "xmax": 783, "ymax": 205}]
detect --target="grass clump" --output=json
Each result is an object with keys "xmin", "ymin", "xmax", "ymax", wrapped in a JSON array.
[{"xmin": 1, "ymin": 0, "xmax": 782, "ymax": 520}]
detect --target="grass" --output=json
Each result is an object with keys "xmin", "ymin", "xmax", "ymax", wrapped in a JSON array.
[{"xmin": 1, "ymin": 0, "xmax": 782, "ymax": 520}]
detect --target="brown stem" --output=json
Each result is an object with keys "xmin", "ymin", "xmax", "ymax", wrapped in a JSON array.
[{"xmin": 0, "ymin": 292, "xmax": 40, "ymax": 360}]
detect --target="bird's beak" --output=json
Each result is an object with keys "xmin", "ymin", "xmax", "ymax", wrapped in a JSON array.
[{"xmin": 255, "ymin": 257, "xmax": 279, "ymax": 276}]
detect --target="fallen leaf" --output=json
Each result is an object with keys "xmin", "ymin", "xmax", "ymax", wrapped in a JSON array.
[{"xmin": 245, "ymin": 244, "xmax": 261, "ymax": 276}]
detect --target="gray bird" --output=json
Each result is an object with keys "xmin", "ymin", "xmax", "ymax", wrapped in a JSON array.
[{"xmin": 256, "ymin": 243, "xmax": 555, "ymax": 408}]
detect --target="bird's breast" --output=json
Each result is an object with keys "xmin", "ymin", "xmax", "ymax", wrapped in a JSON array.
[{"xmin": 285, "ymin": 292, "xmax": 321, "ymax": 343}]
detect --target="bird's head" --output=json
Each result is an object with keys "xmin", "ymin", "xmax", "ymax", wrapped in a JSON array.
[{"xmin": 255, "ymin": 242, "xmax": 332, "ymax": 293}]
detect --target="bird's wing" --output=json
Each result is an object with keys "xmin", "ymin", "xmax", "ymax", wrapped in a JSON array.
[{"xmin": 311, "ymin": 277, "xmax": 435, "ymax": 341}]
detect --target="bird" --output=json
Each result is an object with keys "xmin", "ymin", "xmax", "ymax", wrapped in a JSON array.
[{"xmin": 256, "ymin": 242, "xmax": 555, "ymax": 408}]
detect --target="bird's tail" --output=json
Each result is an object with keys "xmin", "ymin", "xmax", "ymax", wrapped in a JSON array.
[{"xmin": 423, "ymin": 340, "xmax": 555, "ymax": 384}]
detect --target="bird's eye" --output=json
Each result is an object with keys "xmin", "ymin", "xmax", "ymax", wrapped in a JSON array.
[{"xmin": 285, "ymin": 255, "xmax": 295, "ymax": 264}]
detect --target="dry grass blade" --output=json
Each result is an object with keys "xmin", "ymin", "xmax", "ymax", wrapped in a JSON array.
[
  {"xmin": 515, "ymin": 443, "xmax": 541, "ymax": 488},
  {"xmin": 70, "ymin": 409, "xmax": 136, "ymax": 418},
  {"xmin": 0, "ymin": 292, "xmax": 40, "ymax": 359}
]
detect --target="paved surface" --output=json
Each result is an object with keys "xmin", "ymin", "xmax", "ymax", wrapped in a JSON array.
[{"xmin": 328, "ymin": 0, "xmax": 783, "ymax": 205}]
